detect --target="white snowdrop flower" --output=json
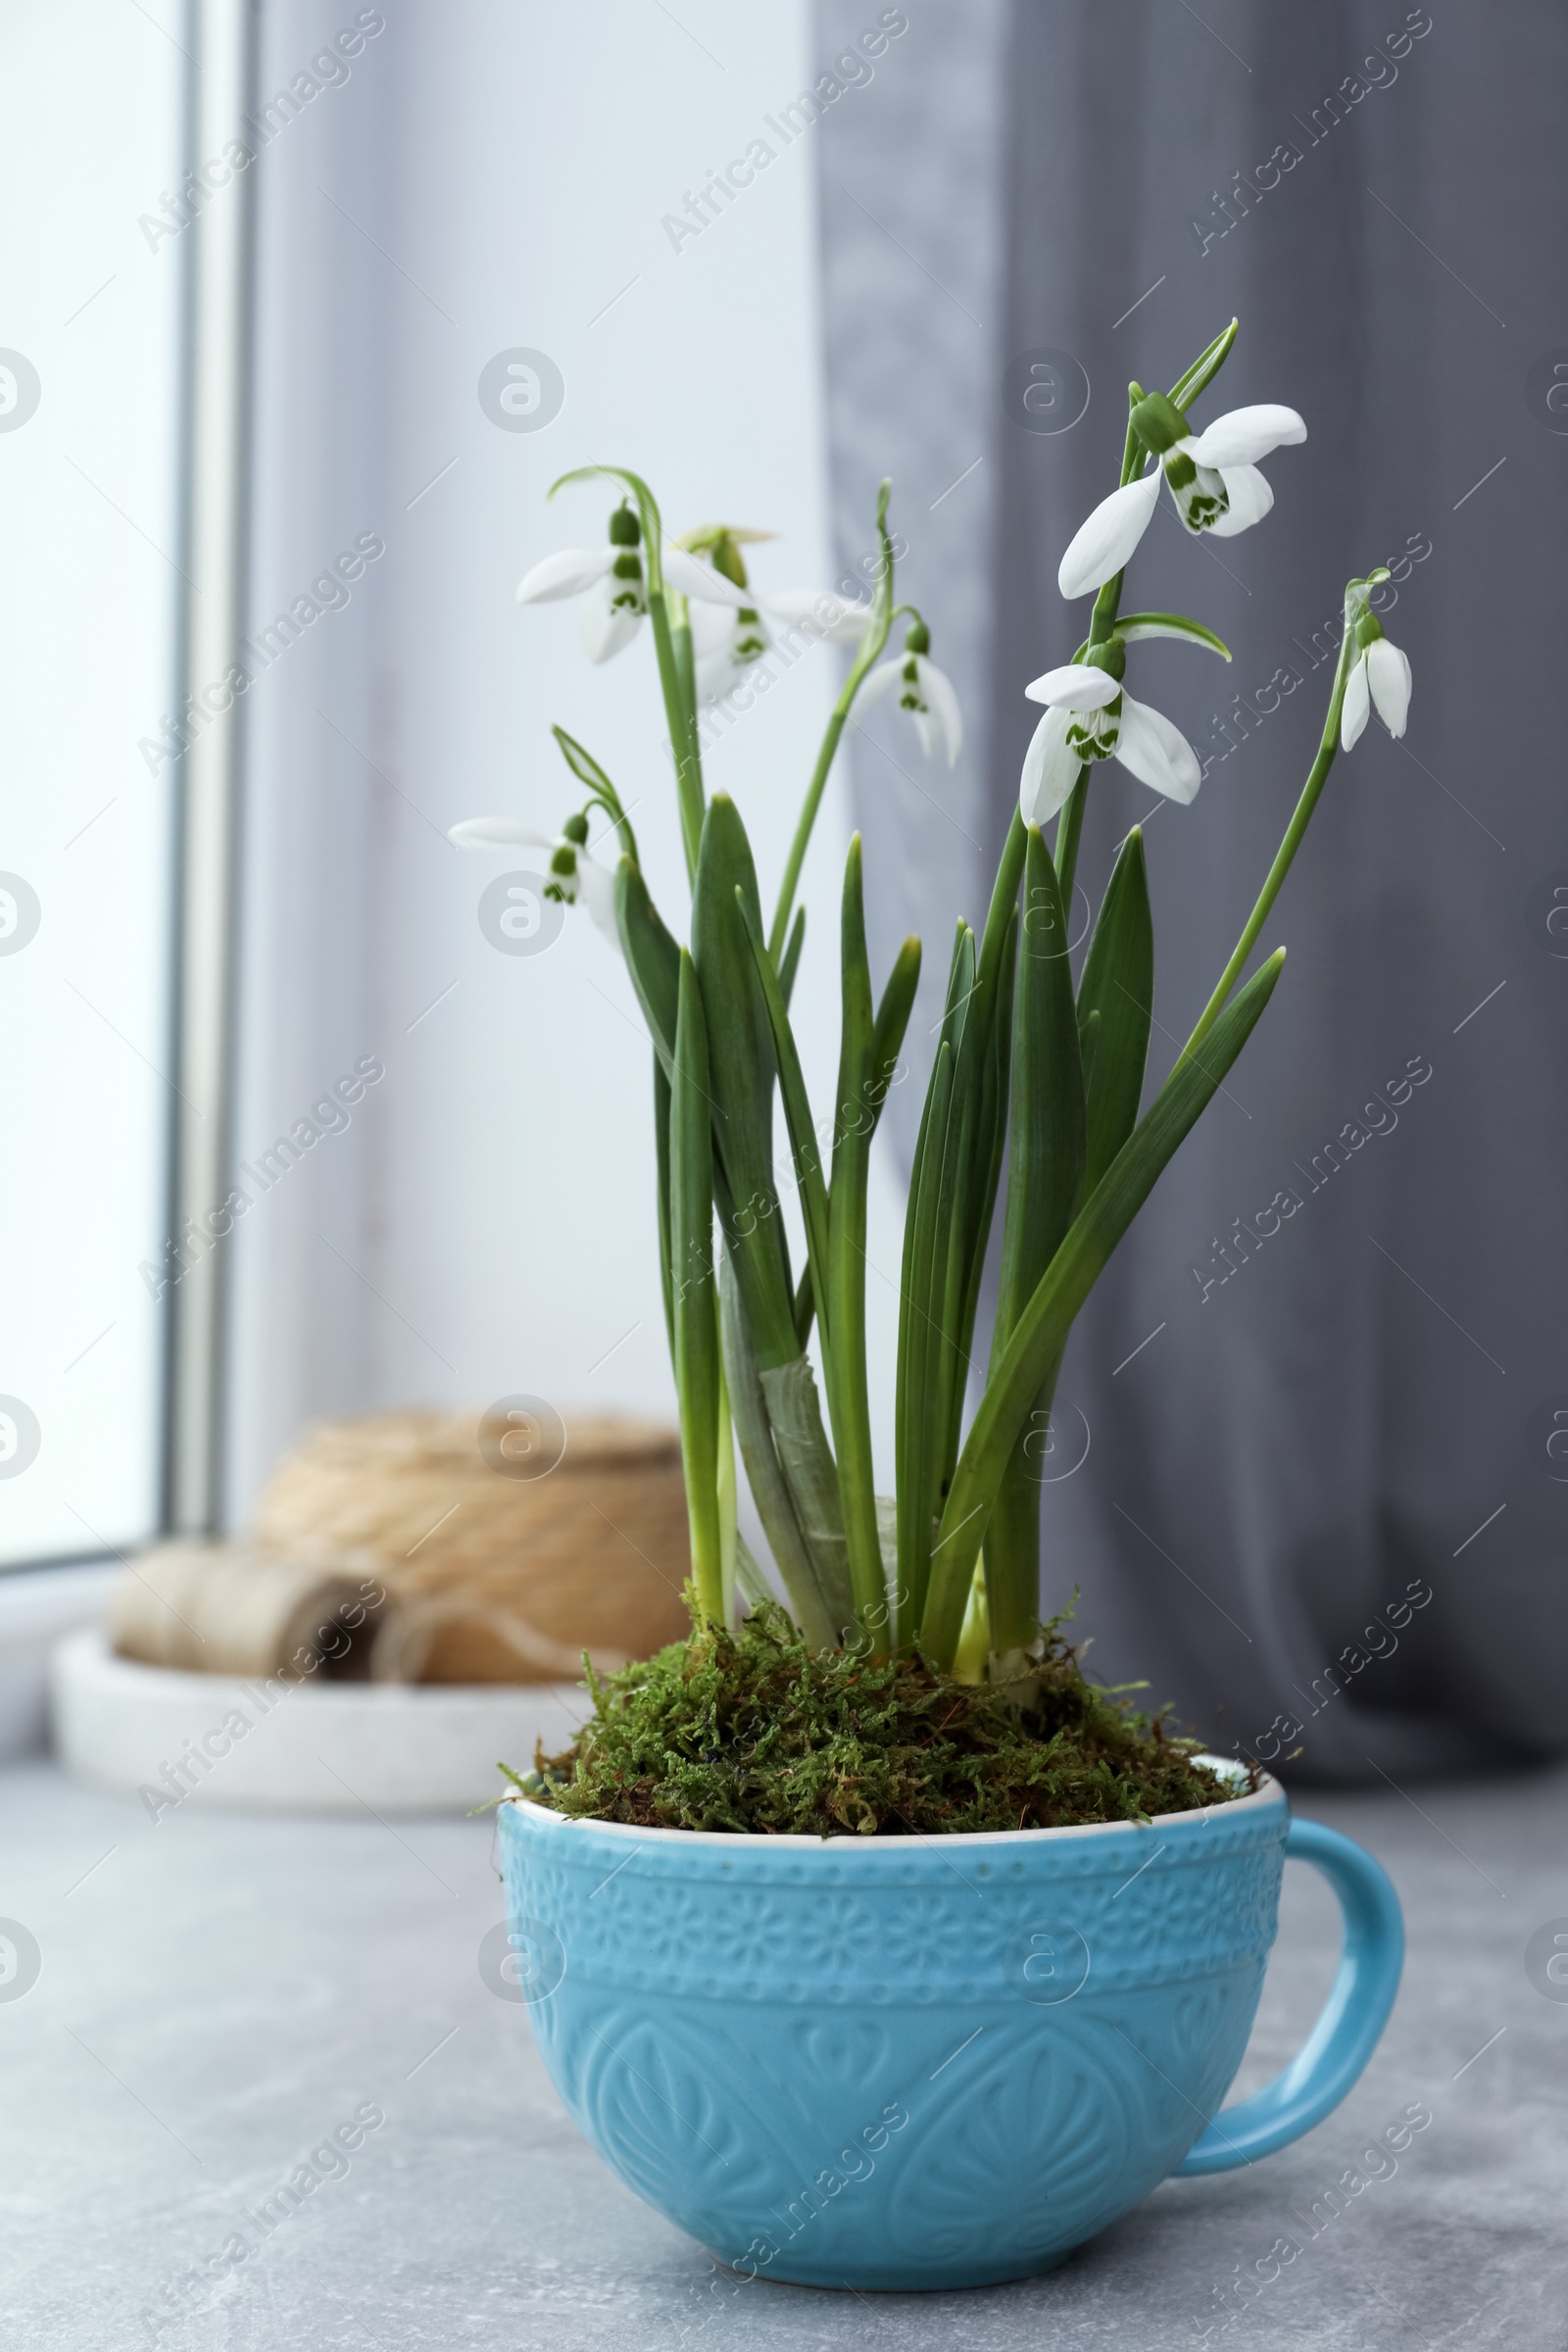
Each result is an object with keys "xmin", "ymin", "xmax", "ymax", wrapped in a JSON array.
[
  {"xmin": 1340, "ymin": 613, "xmax": 1412, "ymax": 751},
  {"xmin": 1057, "ymin": 393, "xmax": 1306, "ymax": 601},
  {"xmin": 854, "ymin": 619, "xmax": 962, "ymax": 765},
  {"xmin": 515, "ymin": 505, "xmax": 750, "ymax": 665},
  {"xmin": 1019, "ymin": 645, "xmax": 1200, "ymax": 824},
  {"xmin": 449, "ymin": 812, "xmax": 618, "ymax": 944}
]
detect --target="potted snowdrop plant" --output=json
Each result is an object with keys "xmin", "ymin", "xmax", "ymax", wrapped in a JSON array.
[{"xmin": 464, "ymin": 320, "xmax": 1408, "ymax": 2293}]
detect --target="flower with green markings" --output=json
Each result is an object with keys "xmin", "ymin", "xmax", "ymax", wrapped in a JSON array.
[
  {"xmin": 854, "ymin": 617, "xmax": 962, "ymax": 765},
  {"xmin": 1057, "ymin": 393, "xmax": 1305, "ymax": 600},
  {"xmin": 449, "ymin": 808, "xmax": 619, "ymax": 943},
  {"xmin": 690, "ymin": 587, "xmax": 871, "ymax": 703},
  {"xmin": 1340, "ymin": 604, "xmax": 1412, "ymax": 750},
  {"xmin": 1019, "ymin": 634, "xmax": 1201, "ymax": 823},
  {"xmin": 514, "ymin": 502, "xmax": 750, "ymax": 664},
  {"xmin": 673, "ymin": 524, "xmax": 871, "ymax": 704}
]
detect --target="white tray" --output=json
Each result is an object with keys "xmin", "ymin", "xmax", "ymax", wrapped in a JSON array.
[{"xmin": 49, "ymin": 1628, "xmax": 591, "ymax": 1815}]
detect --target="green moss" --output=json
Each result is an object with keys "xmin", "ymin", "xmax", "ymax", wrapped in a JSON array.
[{"xmin": 512, "ymin": 1598, "xmax": 1250, "ymax": 1838}]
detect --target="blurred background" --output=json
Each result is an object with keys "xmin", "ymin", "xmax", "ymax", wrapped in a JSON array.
[{"xmin": 2, "ymin": 0, "xmax": 1564, "ymax": 1782}]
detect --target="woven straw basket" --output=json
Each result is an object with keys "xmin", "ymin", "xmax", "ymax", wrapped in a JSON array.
[{"xmin": 252, "ymin": 1407, "xmax": 693, "ymax": 1683}]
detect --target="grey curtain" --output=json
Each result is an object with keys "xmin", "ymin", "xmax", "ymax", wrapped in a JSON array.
[{"xmin": 814, "ymin": 0, "xmax": 1568, "ymax": 1779}]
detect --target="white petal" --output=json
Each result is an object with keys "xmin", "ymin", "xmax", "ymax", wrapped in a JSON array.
[
  {"xmin": 579, "ymin": 576, "xmax": 644, "ymax": 663},
  {"xmin": 1340, "ymin": 655, "xmax": 1370, "ymax": 751},
  {"xmin": 761, "ymin": 588, "xmax": 872, "ymax": 643},
  {"xmin": 696, "ymin": 635, "xmax": 757, "ymax": 706},
  {"xmin": 1365, "ymin": 638, "xmax": 1411, "ymax": 738},
  {"xmin": 1113, "ymin": 695, "xmax": 1201, "ymax": 805},
  {"xmin": 1207, "ymin": 464, "xmax": 1275, "ymax": 539},
  {"xmin": 687, "ymin": 602, "xmax": 737, "ymax": 658},
  {"xmin": 850, "ymin": 658, "xmax": 906, "ymax": 714},
  {"xmin": 516, "ymin": 546, "xmax": 614, "ymax": 604},
  {"xmin": 448, "ymin": 818, "xmax": 554, "ymax": 851},
  {"xmin": 576, "ymin": 852, "xmax": 622, "ymax": 945},
  {"xmin": 1025, "ymin": 662, "xmax": 1121, "ymax": 710},
  {"xmin": 661, "ymin": 547, "xmax": 753, "ymax": 606},
  {"xmin": 1056, "ymin": 470, "xmax": 1161, "ymax": 600},
  {"xmin": 915, "ymin": 658, "xmax": 963, "ymax": 765},
  {"xmin": 1018, "ymin": 708, "xmax": 1081, "ymax": 826},
  {"xmin": 1179, "ymin": 404, "xmax": 1306, "ymax": 468}
]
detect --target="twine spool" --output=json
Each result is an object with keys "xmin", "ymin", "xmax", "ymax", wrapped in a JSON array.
[
  {"xmin": 252, "ymin": 1408, "xmax": 692, "ymax": 1683},
  {"xmin": 107, "ymin": 1543, "xmax": 379, "ymax": 1678}
]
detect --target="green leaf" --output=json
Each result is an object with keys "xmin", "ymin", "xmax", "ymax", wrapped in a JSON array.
[
  {"xmin": 929, "ymin": 1045, "xmax": 982, "ymax": 1500},
  {"xmin": 735, "ymin": 889, "xmax": 832, "ymax": 1348},
  {"xmin": 993, "ymin": 829, "xmax": 1085, "ymax": 1363},
  {"xmin": 1116, "ymin": 612, "xmax": 1232, "ymax": 662},
  {"xmin": 653, "ymin": 1056, "xmax": 674, "ymax": 1360},
  {"xmin": 757, "ymin": 1356, "xmax": 854, "ymax": 1640},
  {"xmin": 1079, "ymin": 1004, "xmax": 1101, "ymax": 1101},
  {"xmin": 792, "ymin": 1261, "xmax": 815, "ymax": 1354},
  {"xmin": 940, "ymin": 814, "xmax": 1029, "ymax": 1428},
  {"xmin": 923, "ymin": 928, "xmax": 982, "ymax": 1498},
  {"xmin": 1076, "ymin": 826, "xmax": 1152, "ymax": 1200},
  {"xmin": 779, "ymin": 905, "xmax": 807, "ymax": 1009},
  {"xmin": 871, "ymin": 934, "xmax": 921, "ymax": 1097},
  {"xmin": 984, "ymin": 832, "xmax": 1084, "ymax": 1660},
  {"xmin": 1169, "ymin": 319, "xmax": 1238, "ymax": 413},
  {"xmin": 895, "ymin": 1035, "xmax": 955, "ymax": 1637},
  {"xmin": 549, "ymin": 724, "xmax": 613, "ymax": 794},
  {"xmin": 792, "ymin": 931, "xmax": 920, "ymax": 1359},
  {"xmin": 825, "ymin": 836, "xmax": 886, "ymax": 1644},
  {"xmin": 954, "ymin": 904, "xmax": 1017, "ymax": 1387},
  {"xmin": 614, "ymin": 857, "xmax": 679, "ymax": 1074},
  {"xmin": 718, "ymin": 1253, "xmax": 834, "ymax": 1649},
  {"xmin": 920, "ymin": 949, "xmax": 1286, "ymax": 1665},
  {"xmin": 939, "ymin": 919, "xmax": 978, "ymax": 1057},
  {"xmin": 670, "ymin": 951, "xmax": 723, "ymax": 1624},
  {"xmin": 732, "ymin": 1532, "xmax": 771, "ymax": 1610},
  {"xmin": 691, "ymin": 797, "xmax": 795, "ymax": 1368}
]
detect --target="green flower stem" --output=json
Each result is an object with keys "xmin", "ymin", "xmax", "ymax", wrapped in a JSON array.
[
  {"xmin": 768, "ymin": 702, "xmax": 850, "ymax": 966},
  {"xmin": 767, "ymin": 481, "xmax": 898, "ymax": 965},
  {"xmin": 1053, "ymin": 767, "xmax": 1089, "ymax": 906},
  {"xmin": 647, "ymin": 588, "xmax": 705, "ymax": 885},
  {"xmin": 670, "ymin": 951, "xmax": 724, "ymax": 1624},
  {"xmin": 670, "ymin": 591, "xmax": 701, "ymax": 787},
  {"xmin": 1174, "ymin": 618, "xmax": 1353, "ymax": 1073}
]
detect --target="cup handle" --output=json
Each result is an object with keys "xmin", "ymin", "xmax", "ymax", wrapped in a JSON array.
[{"xmin": 1175, "ymin": 1818, "xmax": 1404, "ymax": 2176}]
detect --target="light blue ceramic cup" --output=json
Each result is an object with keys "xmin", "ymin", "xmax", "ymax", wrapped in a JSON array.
[{"xmin": 498, "ymin": 1769, "xmax": 1401, "ymax": 2290}]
